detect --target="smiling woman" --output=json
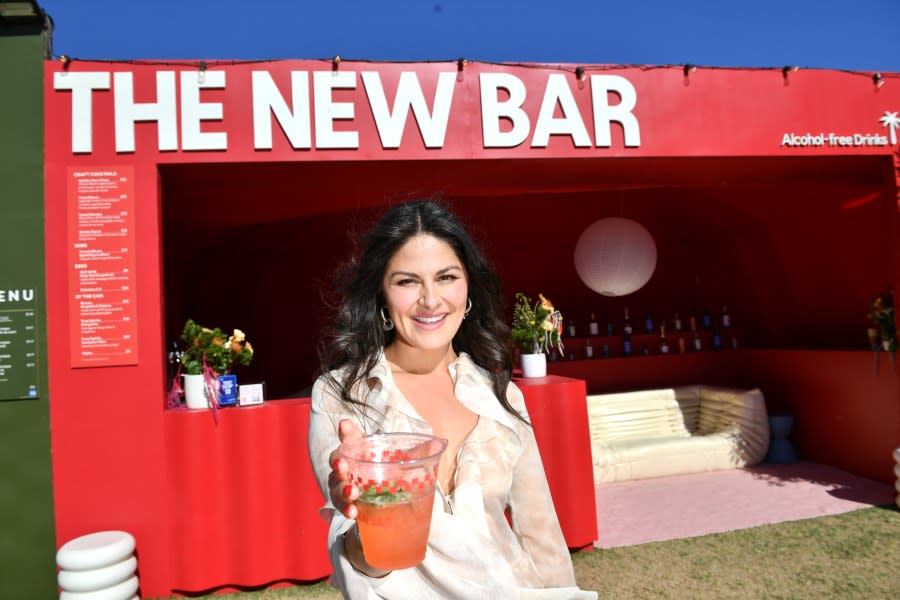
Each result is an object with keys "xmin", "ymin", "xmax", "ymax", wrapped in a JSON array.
[
  {"xmin": 307, "ymin": 199, "xmax": 597, "ymax": 598},
  {"xmin": 381, "ymin": 234, "xmax": 469, "ymax": 357}
]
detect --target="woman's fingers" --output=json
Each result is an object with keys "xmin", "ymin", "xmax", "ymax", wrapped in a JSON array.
[
  {"xmin": 329, "ymin": 476, "xmax": 359, "ymax": 518},
  {"xmin": 328, "ymin": 420, "xmax": 363, "ymax": 519},
  {"xmin": 338, "ymin": 418, "xmax": 363, "ymax": 443}
]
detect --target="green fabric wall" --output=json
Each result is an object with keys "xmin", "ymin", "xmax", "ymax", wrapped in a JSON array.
[{"xmin": 0, "ymin": 25, "xmax": 56, "ymax": 599}]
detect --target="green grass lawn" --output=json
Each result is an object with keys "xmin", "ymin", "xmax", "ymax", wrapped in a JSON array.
[{"xmin": 153, "ymin": 504, "xmax": 900, "ymax": 599}]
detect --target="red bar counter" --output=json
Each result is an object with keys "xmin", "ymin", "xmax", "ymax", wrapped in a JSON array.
[
  {"xmin": 163, "ymin": 376, "xmax": 596, "ymax": 592},
  {"xmin": 164, "ymin": 399, "xmax": 331, "ymax": 592},
  {"xmin": 516, "ymin": 375, "xmax": 598, "ymax": 550}
]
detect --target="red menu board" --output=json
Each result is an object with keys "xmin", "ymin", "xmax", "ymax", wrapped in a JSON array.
[{"xmin": 67, "ymin": 166, "xmax": 139, "ymax": 367}]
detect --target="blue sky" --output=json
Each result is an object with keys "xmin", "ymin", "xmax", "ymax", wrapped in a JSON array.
[{"xmin": 39, "ymin": 0, "xmax": 900, "ymax": 72}]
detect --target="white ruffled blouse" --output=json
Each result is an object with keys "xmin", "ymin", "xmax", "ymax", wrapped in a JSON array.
[{"xmin": 308, "ymin": 352, "xmax": 598, "ymax": 599}]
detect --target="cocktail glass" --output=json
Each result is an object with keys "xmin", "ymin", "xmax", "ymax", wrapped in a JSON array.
[{"xmin": 339, "ymin": 432, "xmax": 448, "ymax": 570}]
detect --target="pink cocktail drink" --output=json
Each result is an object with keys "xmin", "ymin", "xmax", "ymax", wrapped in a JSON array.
[{"xmin": 339, "ymin": 433, "xmax": 448, "ymax": 570}]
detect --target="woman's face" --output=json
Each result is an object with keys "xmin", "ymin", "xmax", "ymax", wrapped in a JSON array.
[{"xmin": 382, "ymin": 234, "xmax": 469, "ymax": 354}]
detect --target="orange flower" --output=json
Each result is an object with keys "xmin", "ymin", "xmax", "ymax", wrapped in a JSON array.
[{"xmin": 538, "ymin": 293, "xmax": 554, "ymax": 311}]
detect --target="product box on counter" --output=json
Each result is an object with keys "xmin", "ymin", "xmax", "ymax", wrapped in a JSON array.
[
  {"xmin": 218, "ymin": 374, "xmax": 238, "ymax": 407},
  {"xmin": 238, "ymin": 382, "xmax": 265, "ymax": 407}
]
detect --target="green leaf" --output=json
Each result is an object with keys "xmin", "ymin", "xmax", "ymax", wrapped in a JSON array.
[{"xmin": 358, "ymin": 486, "xmax": 413, "ymax": 506}]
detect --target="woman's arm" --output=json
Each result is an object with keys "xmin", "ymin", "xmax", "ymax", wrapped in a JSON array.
[{"xmin": 308, "ymin": 378, "xmax": 392, "ymax": 582}]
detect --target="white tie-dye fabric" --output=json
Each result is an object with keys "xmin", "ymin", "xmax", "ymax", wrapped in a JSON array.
[{"xmin": 309, "ymin": 352, "xmax": 598, "ymax": 599}]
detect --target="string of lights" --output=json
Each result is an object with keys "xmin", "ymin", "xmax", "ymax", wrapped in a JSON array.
[{"xmin": 53, "ymin": 54, "xmax": 898, "ymax": 88}]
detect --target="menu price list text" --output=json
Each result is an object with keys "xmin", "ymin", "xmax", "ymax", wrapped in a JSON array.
[
  {"xmin": 0, "ymin": 309, "xmax": 39, "ymax": 400},
  {"xmin": 67, "ymin": 166, "xmax": 139, "ymax": 367}
]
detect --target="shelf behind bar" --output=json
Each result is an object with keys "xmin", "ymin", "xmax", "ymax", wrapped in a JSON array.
[{"xmin": 557, "ymin": 328, "xmax": 741, "ymax": 360}]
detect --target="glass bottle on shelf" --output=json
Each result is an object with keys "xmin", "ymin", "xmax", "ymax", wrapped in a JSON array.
[
  {"xmin": 693, "ymin": 331, "xmax": 703, "ymax": 352},
  {"xmin": 623, "ymin": 331, "xmax": 633, "ymax": 357},
  {"xmin": 166, "ymin": 341, "xmax": 181, "ymax": 391},
  {"xmin": 731, "ymin": 336, "xmax": 739, "ymax": 350},
  {"xmin": 721, "ymin": 305, "xmax": 731, "ymax": 329},
  {"xmin": 606, "ymin": 322, "xmax": 613, "ymax": 336},
  {"xmin": 703, "ymin": 307, "xmax": 713, "ymax": 329},
  {"xmin": 642, "ymin": 345, "xmax": 650, "ymax": 356},
  {"xmin": 645, "ymin": 311, "xmax": 654, "ymax": 334},
  {"xmin": 689, "ymin": 315, "xmax": 697, "ymax": 333},
  {"xmin": 712, "ymin": 326, "xmax": 722, "ymax": 351},
  {"xmin": 602, "ymin": 344, "xmax": 609, "ymax": 359},
  {"xmin": 623, "ymin": 306, "xmax": 633, "ymax": 335},
  {"xmin": 567, "ymin": 320, "xmax": 576, "ymax": 338},
  {"xmin": 585, "ymin": 338, "xmax": 594, "ymax": 359},
  {"xmin": 678, "ymin": 335, "xmax": 686, "ymax": 354},
  {"xmin": 673, "ymin": 313, "xmax": 683, "ymax": 332},
  {"xmin": 589, "ymin": 313, "xmax": 600, "ymax": 336},
  {"xmin": 658, "ymin": 324, "xmax": 670, "ymax": 354}
]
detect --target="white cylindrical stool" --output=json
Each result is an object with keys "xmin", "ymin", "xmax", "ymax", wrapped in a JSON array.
[
  {"xmin": 56, "ymin": 531, "xmax": 138, "ymax": 599},
  {"xmin": 59, "ymin": 576, "xmax": 139, "ymax": 600}
]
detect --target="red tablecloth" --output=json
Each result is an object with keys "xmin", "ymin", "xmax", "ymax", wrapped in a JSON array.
[
  {"xmin": 164, "ymin": 399, "xmax": 331, "ymax": 591},
  {"xmin": 516, "ymin": 375, "xmax": 599, "ymax": 549}
]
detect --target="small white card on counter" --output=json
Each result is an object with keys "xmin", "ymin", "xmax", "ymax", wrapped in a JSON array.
[{"xmin": 238, "ymin": 382, "xmax": 265, "ymax": 406}]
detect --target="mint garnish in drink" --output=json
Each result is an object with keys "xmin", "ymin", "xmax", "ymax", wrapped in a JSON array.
[{"xmin": 359, "ymin": 483, "xmax": 413, "ymax": 505}]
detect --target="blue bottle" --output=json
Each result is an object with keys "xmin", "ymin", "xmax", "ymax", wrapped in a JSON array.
[{"xmin": 713, "ymin": 327, "xmax": 722, "ymax": 351}]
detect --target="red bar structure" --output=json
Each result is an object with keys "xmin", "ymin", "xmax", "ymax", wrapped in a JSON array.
[{"xmin": 43, "ymin": 59, "xmax": 900, "ymax": 597}]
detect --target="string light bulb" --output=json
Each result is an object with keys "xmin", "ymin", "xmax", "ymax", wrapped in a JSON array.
[
  {"xmin": 456, "ymin": 57, "xmax": 467, "ymax": 82},
  {"xmin": 683, "ymin": 64, "xmax": 696, "ymax": 77},
  {"xmin": 575, "ymin": 66, "xmax": 586, "ymax": 82},
  {"xmin": 782, "ymin": 65, "xmax": 798, "ymax": 85},
  {"xmin": 332, "ymin": 55, "xmax": 341, "ymax": 71},
  {"xmin": 198, "ymin": 61, "xmax": 207, "ymax": 84},
  {"xmin": 873, "ymin": 72, "xmax": 884, "ymax": 88},
  {"xmin": 59, "ymin": 54, "xmax": 71, "ymax": 69}
]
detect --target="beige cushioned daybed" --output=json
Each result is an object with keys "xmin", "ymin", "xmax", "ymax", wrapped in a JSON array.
[{"xmin": 587, "ymin": 385, "xmax": 770, "ymax": 483}]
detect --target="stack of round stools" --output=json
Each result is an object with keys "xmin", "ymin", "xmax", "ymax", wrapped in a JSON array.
[
  {"xmin": 894, "ymin": 446, "xmax": 900, "ymax": 509},
  {"xmin": 56, "ymin": 531, "xmax": 139, "ymax": 599}
]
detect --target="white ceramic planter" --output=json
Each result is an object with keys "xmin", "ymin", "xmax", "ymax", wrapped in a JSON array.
[
  {"xmin": 520, "ymin": 353, "xmax": 547, "ymax": 378},
  {"xmin": 183, "ymin": 373, "xmax": 214, "ymax": 409}
]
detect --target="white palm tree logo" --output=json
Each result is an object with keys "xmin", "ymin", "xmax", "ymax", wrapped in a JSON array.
[{"xmin": 880, "ymin": 111, "xmax": 900, "ymax": 145}]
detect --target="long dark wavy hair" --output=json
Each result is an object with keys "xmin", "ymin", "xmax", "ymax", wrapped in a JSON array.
[{"xmin": 318, "ymin": 199, "xmax": 522, "ymax": 421}]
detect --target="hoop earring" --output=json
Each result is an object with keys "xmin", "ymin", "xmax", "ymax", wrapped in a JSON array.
[
  {"xmin": 464, "ymin": 298, "xmax": 473, "ymax": 319},
  {"xmin": 380, "ymin": 307, "xmax": 395, "ymax": 331}
]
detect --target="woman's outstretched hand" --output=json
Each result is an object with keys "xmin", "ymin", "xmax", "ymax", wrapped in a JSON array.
[
  {"xmin": 328, "ymin": 419, "xmax": 391, "ymax": 578},
  {"xmin": 328, "ymin": 419, "xmax": 364, "ymax": 519}
]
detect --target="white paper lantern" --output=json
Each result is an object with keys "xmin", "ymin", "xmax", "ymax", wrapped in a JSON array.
[{"xmin": 574, "ymin": 218, "xmax": 657, "ymax": 296}]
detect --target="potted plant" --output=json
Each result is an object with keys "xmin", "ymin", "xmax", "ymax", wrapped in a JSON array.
[
  {"xmin": 511, "ymin": 292, "xmax": 564, "ymax": 377},
  {"xmin": 178, "ymin": 319, "xmax": 254, "ymax": 409},
  {"xmin": 868, "ymin": 290, "xmax": 897, "ymax": 359}
]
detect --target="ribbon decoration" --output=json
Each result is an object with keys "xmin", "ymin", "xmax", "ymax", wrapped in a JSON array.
[{"xmin": 202, "ymin": 356, "xmax": 221, "ymax": 425}]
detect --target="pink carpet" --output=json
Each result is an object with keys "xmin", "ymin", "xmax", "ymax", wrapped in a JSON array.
[{"xmin": 594, "ymin": 461, "xmax": 896, "ymax": 549}]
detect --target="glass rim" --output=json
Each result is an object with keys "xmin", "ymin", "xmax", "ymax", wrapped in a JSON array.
[{"xmin": 338, "ymin": 432, "xmax": 449, "ymax": 466}]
